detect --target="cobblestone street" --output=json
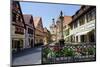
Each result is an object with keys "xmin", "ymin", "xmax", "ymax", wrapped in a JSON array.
[{"xmin": 12, "ymin": 47, "xmax": 42, "ymax": 66}]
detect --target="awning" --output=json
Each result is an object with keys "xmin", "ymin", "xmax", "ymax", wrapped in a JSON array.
[{"xmin": 75, "ymin": 30, "xmax": 92, "ymax": 36}]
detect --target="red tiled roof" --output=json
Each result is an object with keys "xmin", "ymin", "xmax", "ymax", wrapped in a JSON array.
[
  {"xmin": 63, "ymin": 16, "xmax": 72, "ymax": 25},
  {"xmin": 33, "ymin": 17, "xmax": 41, "ymax": 28},
  {"xmin": 23, "ymin": 14, "xmax": 32, "ymax": 24}
]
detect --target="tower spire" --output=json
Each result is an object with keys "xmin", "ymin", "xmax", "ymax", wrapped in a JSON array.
[{"xmin": 52, "ymin": 18, "xmax": 55, "ymax": 25}]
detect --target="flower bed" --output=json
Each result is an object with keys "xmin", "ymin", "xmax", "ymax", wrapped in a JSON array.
[{"xmin": 42, "ymin": 43, "xmax": 96, "ymax": 64}]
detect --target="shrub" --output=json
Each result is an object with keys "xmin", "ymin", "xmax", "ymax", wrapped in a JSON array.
[
  {"xmin": 62, "ymin": 47, "xmax": 75, "ymax": 57},
  {"xmin": 43, "ymin": 47, "xmax": 51, "ymax": 58},
  {"xmin": 88, "ymin": 47, "xmax": 96, "ymax": 55}
]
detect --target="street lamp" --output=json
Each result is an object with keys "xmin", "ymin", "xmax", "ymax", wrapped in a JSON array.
[{"xmin": 59, "ymin": 11, "xmax": 64, "ymax": 46}]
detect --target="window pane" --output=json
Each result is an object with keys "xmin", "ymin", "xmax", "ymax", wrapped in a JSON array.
[{"xmin": 79, "ymin": 16, "xmax": 85, "ymax": 26}]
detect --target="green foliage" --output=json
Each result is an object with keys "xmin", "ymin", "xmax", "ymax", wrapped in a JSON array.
[
  {"xmin": 43, "ymin": 47, "xmax": 51, "ymax": 58},
  {"xmin": 61, "ymin": 47, "xmax": 75, "ymax": 56},
  {"xmin": 47, "ymin": 51, "xmax": 56, "ymax": 58},
  {"xmin": 55, "ymin": 51, "xmax": 63, "ymax": 57},
  {"xmin": 43, "ymin": 46, "xmax": 96, "ymax": 59},
  {"xmin": 88, "ymin": 47, "xmax": 96, "ymax": 55}
]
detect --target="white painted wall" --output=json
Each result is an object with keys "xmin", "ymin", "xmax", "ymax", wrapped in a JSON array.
[{"xmin": 70, "ymin": 19, "xmax": 95, "ymax": 36}]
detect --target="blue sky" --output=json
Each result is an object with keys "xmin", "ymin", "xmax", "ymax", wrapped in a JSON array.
[{"xmin": 20, "ymin": 2, "xmax": 81, "ymax": 30}]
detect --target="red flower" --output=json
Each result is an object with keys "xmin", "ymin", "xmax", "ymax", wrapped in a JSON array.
[{"xmin": 53, "ymin": 46, "xmax": 61, "ymax": 52}]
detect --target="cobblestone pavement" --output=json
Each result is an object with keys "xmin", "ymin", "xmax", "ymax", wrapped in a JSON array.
[{"xmin": 12, "ymin": 47, "xmax": 42, "ymax": 66}]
